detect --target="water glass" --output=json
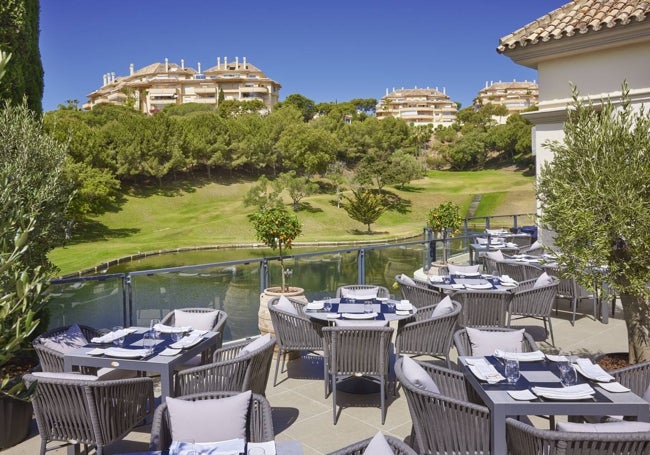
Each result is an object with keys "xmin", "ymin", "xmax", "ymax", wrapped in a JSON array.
[
  {"xmin": 149, "ymin": 318, "xmax": 161, "ymax": 339},
  {"xmin": 560, "ymin": 364, "xmax": 578, "ymax": 386},
  {"xmin": 363, "ymin": 301, "xmax": 373, "ymax": 314},
  {"xmin": 142, "ymin": 332, "xmax": 154, "ymax": 356},
  {"xmin": 323, "ymin": 301, "xmax": 332, "ymax": 312},
  {"xmin": 111, "ymin": 325, "xmax": 125, "ymax": 347},
  {"xmin": 504, "ymin": 358, "xmax": 520, "ymax": 384}
]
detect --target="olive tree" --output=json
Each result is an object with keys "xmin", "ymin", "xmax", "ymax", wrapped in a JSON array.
[{"xmin": 537, "ymin": 84, "xmax": 650, "ymax": 363}]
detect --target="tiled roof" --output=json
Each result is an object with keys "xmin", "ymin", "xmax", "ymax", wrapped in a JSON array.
[{"xmin": 497, "ymin": 0, "xmax": 650, "ymax": 53}]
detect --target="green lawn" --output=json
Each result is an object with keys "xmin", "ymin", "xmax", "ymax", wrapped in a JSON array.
[{"xmin": 50, "ymin": 169, "xmax": 536, "ymax": 275}]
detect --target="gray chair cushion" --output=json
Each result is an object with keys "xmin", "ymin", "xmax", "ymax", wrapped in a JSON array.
[
  {"xmin": 40, "ymin": 323, "xmax": 88, "ymax": 353},
  {"xmin": 341, "ymin": 287, "xmax": 380, "ymax": 299},
  {"xmin": 166, "ymin": 390, "xmax": 252, "ymax": 443},
  {"xmin": 431, "ymin": 295, "xmax": 454, "ymax": 318},
  {"xmin": 486, "ymin": 250, "xmax": 504, "ymax": 261},
  {"xmin": 363, "ymin": 432, "xmax": 394, "ymax": 455},
  {"xmin": 173, "ymin": 309, "xmax": 219, "ymax": 331},
  {"xmin": 236, "ymin": 333, "xmax": 272, "ymax": 358},
  {"xmin": 399, "ymin": 274, "xmax": 417, "ymax": 286},
  {"xmin": 447, "ymin": 264, "xmax": 481, "ymax": 274},
  {"xmin": 401, "ymin": 356, "xmax": 440, "ymax": 394},
  {"xmin": 31, "ymin": 372, "xmax": 98, "ymax": 381},
  {"xmin": 275, "ymin": 295, "xmax": 298, "ymax": 316},
  {"xmin": 533, "ymin": 271, "xmax": 553, "ymax": 288},
  {"xmin": 556, "ymin": 421, "xmax": 650, "ymax": 433},
  {"xmin": 466, "ymin": 327, "xmax": 525, "ymax": 356}
]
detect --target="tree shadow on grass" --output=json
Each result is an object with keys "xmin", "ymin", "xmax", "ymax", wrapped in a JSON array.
[
  {"xmin": 394, "ymin": 184, "xmax": 425, "ymax": 193},
  {"xmin": 380, "ymin": 189, "xmax": 412, "ymax": 214},
  {"xmin": 67, "ymin": 220, "xmax": 140, "ymax": 245},
  {"xmin": 295, "ymin": 202, "xmax": 323, "ymax": 213},
  {"xmin": 348, "ymin": 229, "xmax": 390, "ymax": 236}
]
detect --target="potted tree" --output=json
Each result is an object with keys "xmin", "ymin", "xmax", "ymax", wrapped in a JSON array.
[
  {"xmin": 250, "ymin": 207, "xmax": 306, "ymax": 335},
  {"xmin": 537, "ymin": 83, "xmax": 650, "ymax": 364},
  {"xmin": 425, "ymin": 201, "xmax": 463, "ymax": 274}
]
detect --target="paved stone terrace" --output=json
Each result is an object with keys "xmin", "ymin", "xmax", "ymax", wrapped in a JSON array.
[{"xmin": 7, "ymin": 299, "xmax": 628, "ymax": 455}]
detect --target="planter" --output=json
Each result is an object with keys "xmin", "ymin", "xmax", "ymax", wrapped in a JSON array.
[
  {"xmin": 0, "ymin": 395, "xmax": 32, "ymax": 449},
  {"xmin": 258, "ymin": 286, "xmax": 307, "ymax": 335},
  {"xmin": 594, "ymin": 352, "xmax": 629, "ymax": 371}
]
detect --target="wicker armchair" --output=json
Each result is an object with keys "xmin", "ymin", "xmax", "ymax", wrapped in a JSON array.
[
  {"xmin": 268, "ymin": 296, "xmax": 325, "ymax": 386},
  {"xmin": 507, "ymin": 277, "xmax": 559, "ymax": 346},
  {"xmin": 394, "ymin": 357, "xmax": 491, "ymax": 454},
  {"xmin": 395, "ymin": 299, "xmax": 462, "ymax": 368},
  {"xmin": 33, "ymin": 324, "xmax": 102, "ymax": 373},
  {"xmin": 160, "ymin": 308, "xmax": 228, "ymax": 364},
  {"xmin": 611, "ymin": 361, "xmax": 650, "ymax": 402},
  {"xmin": 453, "ymin": 327, "xmax": 539, "ymax": 357},
  {"xmin": 174, "ymin": 335, "xmax": 276, "ymax": 396},
  {"xmin": 455, "ymin": 290, "xmax": 512, "ymax": 327},
  {"xmin": 24, "ymin": 373, "xmax": 155, "ymax": 455},
  {"xmin": 395, "ymin": 274, "xmax": 445, "ymax": 309},
  {"xmin": 496, "ymin": 261, "xmax": 544, "ymax": 282},
  {"xmin": 544, "ymin": 264, "xmax": 597, "ymax": 325},
  {"xmin": 328, "ymin": 435, "xmax": 417, "ymax": 455},
  {"xmin": 506, "ymin": 417, "xmax": 650, "ymax": 455},
  {"xmin": 322, "ymin": 326, "xmax": 394, "ymax": 424},
  {"xmin": 149, "ymin": 391, "xmax": 275, "ymax": 451},
  {"xmin": 335, "ymin": 284, "xmax": 390, "ymax": 299}
]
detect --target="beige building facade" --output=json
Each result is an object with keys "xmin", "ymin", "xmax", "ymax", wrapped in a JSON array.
[
  {"xmin": 475, "ymin": 80, "xmax": 539, "ymax": 113},
  {"xmin": 376, "ymin": 87, "xmax": 458, "ymax": 127},
  {"xmin": 84, "ymin": 56, "xmax": 281, "ymax": 114}
]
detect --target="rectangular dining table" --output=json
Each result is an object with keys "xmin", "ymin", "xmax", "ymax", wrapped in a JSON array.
[
  {"xmin": 63, "ymin": 327, "xmax": 221, "ymax": 399},
  {"xmin": 459, "ymin": 356, "xmax": 650, "ymax": 455}
]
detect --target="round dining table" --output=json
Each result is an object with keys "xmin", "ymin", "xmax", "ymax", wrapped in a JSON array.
[{"xmin": 302, "ymin": 297, "xmax": 417, "ymax": 323}]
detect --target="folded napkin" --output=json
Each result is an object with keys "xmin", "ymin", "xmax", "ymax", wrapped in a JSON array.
[
  {"xmin": 306, "ymin": 301, "xmax": 324, "ymax": 310},
  {"xmin": 154, "ymin": 324, "xmax": 191, "ymax": 334},
  {"xmin": 341, "ymin": 312, "xmax": 378, "ymax": 320},
  {"xmin": 466, "ymin": 358, "xmax": 505, "ymax": 384},
  {"xmin": 466, "ymin": 283, "xmax": 493, "ymax": 290},
  {"xmin": 429, "ymin": 275, "xmax": 445, "ymax": 283},
  {"xmin": 500, "ymin": 275, "xmax": 517, "ymax": 284},
  {"xmin": 545, "ymin": 354, "xmax": 569, "ymax": 363},
  {"xmin": 91, "ymin": 328, "xmax": 137, "ymax": 344},
  {"xmin": 575, "ymin": 358, "xmax": 615, "ymax": 382},
  {"xmin": 103, "ymin": 347, "xmax": 149, "ymax": 358},
  {"xmin": 494, "ymin": 350, "xmax": 546, "ymax": 362},
  {"xmin": 170, "ymin": 333, "xmax": 204, "ymax": 349},
  {"xmin": 396, "ymin": 302, "xmax": 412, "ymax": 311},
  {"xmin": 159, "ymin": 347, "xmax": 182, "ymax": 356},
  {"xmin": 532, "ymin": 384, "xmax": 595, "ymax": 400},
  {"xmin": 395, "ymin": 310, "xmax": 411, "ymax": 316},
  {"xmin": 170, "ymin": 438, "xmax": 245, "ymax": 455},
  {"xmin": 599, "ymin": 381, "xmax": 630, "ymax": 393},
  {"xmin": 508, "ymin": 389, "xmax": 537, "ymax": 401},
  {"xmin": 450, "ymin": 284, "xmax": 465, "ymax": 289},
  {"xmin": 326, "ymin": 313, "xmax": 341, "ymax": 319}
]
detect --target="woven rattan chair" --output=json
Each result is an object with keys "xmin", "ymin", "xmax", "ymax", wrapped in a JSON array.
[
  {"xmin": 455, "ymin": 290, "xmax": 512, "ymax": 327},
  {"xmin": 395, "ymin": 274, "xmax": 445, "ymax": 309},
  {"xmin": 322, "ymin": 326, "xmax": 394, "ymax": 424},
  {"xmin": 149, "ymin": 391, "xmax": 275, "ymax": 451},
  {"xmin": 161, "ymin": 308, "xmax": 227, "ymax": 364},
  {"xmin": 24, "ymin": 373, "xmax": 155, "ymax": 455},
  {"xmin": 453, "ymin": 327, "xmax": 539, "ymax": 357},
  {"xmin": 496, "ymin": 261, "xmax": 544, "ymax": 282},
  {"xmin": 395, "ymin": 299, "xmax": 462, "ymax": 367},
  {"xmin": 268, "ymin": 296, "xmax": 325, "ymax": 386},
  {"xmin": 506, "ymin": 417, "xmax": 650, "ymax": 455},
  {"xmin": 544, "ymin": 264, "xmax": 597, "ymax": 326},
  {"xmin": 335, "ymin": 284, "xmax": 390, "ymax": 299},
  {"xmin": 611, "ymin": 360, "xmax": 650, "ymax": 402},
  {"xmin": 394, "ymin": 357, "xmax": 491, "ymax": 454},
  {"xmin": 328, "ymin": 434, "xmax": 417, "ymax": 455},
  {"xmin": 174, "ymin": 335, "xmax": 276, "ymax": 396},
  {"xmin": 507, "ymin": 277, "xmax": 560, "ymax": 346},
  {"xmin": 33, "ymin": 324, "xmax": 102, "ymax": 373}
]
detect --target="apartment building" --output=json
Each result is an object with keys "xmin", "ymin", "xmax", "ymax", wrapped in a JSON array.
[
  {"xmin": 376, "ymin": 87, "xmax": 458, "ymax": 127},
  {"xmin": 475, "ymin": 80, "xmax": 538, "ymax": 113},
  {"xmin": 84, "ymin": 56, "xmax": 281, "ymax": 114}
]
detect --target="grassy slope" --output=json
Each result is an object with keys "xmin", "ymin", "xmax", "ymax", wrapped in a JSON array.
[{"xmin": 50, "ymin": 169, "xmax": 536, "ymax": 275}]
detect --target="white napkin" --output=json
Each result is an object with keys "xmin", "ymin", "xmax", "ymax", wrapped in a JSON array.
[
  {"xmin": 91, "ymin": 327, "xmax": 137, "ymax": 344},
  {"xmin": 599, "ymin": 381, "xmax": 630, "ymax": 393},
  {"xmin": 103, "ymin": 347, "xmax": 149, "ymax": 358},
  {"xmin": 508, "ymin": 389, "xmax": 537, "ymax": 401},
  {"xmin": 395, "ymin": 310, "xmax": 410, "ymax": 315},
  {"xmin": 159, "ymin": 347, "xmax": 182, "ymax": 356},
  {"xmin": 466, "ymin": 358, "xmax": 505, "ymax": 383},
  {"xmin": 545, "ymin": 354, "xmax": 569, "ymax": 362},
  {"xmin": 574, "ymin": 358, "xmax": 615, "ymax": 382},
  {"xmin": 153, "ymin": 324, "xmax": 191, "ymax": 334},
  {"xmin": 451, "ymin": 283, "xmax": 465, "ymax": 289},
  {"xmin": 396, "ymin": 302, "xmax": 413, "ymax": 311},
  {"xmin": 429, "ymin": 275, "xmax": 445, "ymax": 283},
  {"xmin": 494, "ymin": 350, "xmax": 546, "ymax": 362},
  {"xmin": 532, "ymin": 384, "xmax": 595, "ymax": 400},
  {"xmin": 500, "ymin": 275, "xmax": 517, "ymax": 284},
  {"xmin": 326, "ymin": 313, "xmax": 341, "ymax": 319},
  {"xmin": 306, "ymin": 301, "xmax": 324, "ymax": 310},
  {"xmin": 341, "ymin": 312, "xmax": 377, "ymax": 320},
  {"xmin": 170, "ymin": 333, "xmax": 204, "ymax": 349}
]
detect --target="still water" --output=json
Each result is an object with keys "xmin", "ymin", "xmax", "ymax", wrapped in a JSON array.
[{"xmin": 47, "ymin": 242, "xmax": 431, "ymax": 341}]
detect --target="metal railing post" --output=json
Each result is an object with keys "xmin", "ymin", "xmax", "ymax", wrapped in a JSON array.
[
  {"xmin": 259, "ymin": 259, "xmax": 269, "ymax": 293},
  {"xmin": 357, "ymin": 249, "xmax": 366, "ymax": 284},
  {"xmin": 125, "ymin": 274, "xmax": 132, "ymax": 327}
]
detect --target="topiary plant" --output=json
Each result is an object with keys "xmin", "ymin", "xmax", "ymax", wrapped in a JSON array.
[{"xmin": 426, "ymin": 201, "xmax": 462, "ymax": 264}]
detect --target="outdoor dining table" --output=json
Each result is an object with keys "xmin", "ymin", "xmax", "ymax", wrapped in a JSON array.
[
  {"xmin": 470, "ymin": 243, "xmax": 520, "ymax": 265},
  {"xmin": 427, "ymin": 273, "xmax": 519, "ymax": 294},
  {"xmin": 459, "ymin": 355, "xmax": 650, "ymax": 455},
  {"xmin": 63, "ymin": 327, "xmax": 222, "ymax": 399},
  {"xmin": 118, "ymin": 440, "xmax": 304, "ymax": 455},
  {"xmin": 302, "ymin": 297, "xmax": 417, "ymax": 323}
]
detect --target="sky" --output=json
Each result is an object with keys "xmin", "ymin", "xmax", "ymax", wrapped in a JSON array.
[{"xmin": 39, "ymin": 0, "xmax": 569, "ymax": 113}]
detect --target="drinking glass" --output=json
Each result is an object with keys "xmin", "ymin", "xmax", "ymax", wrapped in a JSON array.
[
  {"xmin": 364, "ymin": 301, "xmax": 373, "ymax": 314},
  {"xmin": 323, "ymin": 301, "xmax": 332, "ymax": 312},
  {"xmin": 142, "ymin": 332, "xmax": 154, "ymax": 356},
  {"xmin": 149, "ymin": 318, "xmax": 161, "ymax": 339},
  {"xmin": 504, "ymin": 357, "xmax": 520, "ymax": 384},
  {"xmin": 111, "ymin": 325, "xmax": 125, "ymax": 347},
  {"xmin": 560, "ymin": 364, "xmax": 578, "ymax": 386}
]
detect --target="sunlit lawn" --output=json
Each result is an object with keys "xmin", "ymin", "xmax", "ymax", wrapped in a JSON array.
[{"xmin": 50, "ymin": 169, "xmax": 536, "ymax": 275}]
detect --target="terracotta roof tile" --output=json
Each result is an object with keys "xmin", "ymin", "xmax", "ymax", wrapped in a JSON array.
[{"xmin": 497, "ymin": 0, "xmax": 650, "ymax": 53}]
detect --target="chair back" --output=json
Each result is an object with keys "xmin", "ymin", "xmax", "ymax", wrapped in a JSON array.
[
  {"xmin": 322, "ymin": 326, "xmax": 393, "ymax": 377},
  {"xmin": 395, "ymin": 274, "xmax": 444, "ymax": 309},
  {"xmin": 160, "ymin": 308, "xmax": 228, "ymax": 333},
  {"xmin": 149, "ymin": 391, "xmax": 275, "ymax": 451},
  {"xmin": 496, "ymin": 261, "xmax": 542, "ymax": 282},
  {"xmin": 509, "ymin": 277, "xmax": 559, "ymax": 318},
  {"xmin": 455, "ymin": 290, "xmax": 511, "ymax": 327},
  {"xmin": 506, "ymin": 417, "xmax": 650, "ymax": 455},
  {"xmin": 394, "ymin": 358, "xmax": 491, "ymax": 455},
  {"xmin": 268, "ymin": 297, "xmax": 323, "ymax": 351},
  {"xmin": 33, "ymin": 325, "xmax": 102, "ymax": 373},
  {"xmin": 328, "ymin": 434, "xmax": 418, "ymax": 455},
  {"xmin": 335, "ymin": 285, "xmax": 390, "ymax": 299},
  {"xmin": 453, "ymin": 327, "xmax": 539, "ymax": 357},
  {"xmin": 24, "ymin": 374, "xmax": 154, "ymax": 454}
]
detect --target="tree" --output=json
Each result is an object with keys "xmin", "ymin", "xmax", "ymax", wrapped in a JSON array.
[
  {"xmin": 278, "ymin": 94, "xmax": 315, "ymax": 122},
  {"xmin": 275, "ymin": 171, "xmax": 318, "ymax": 212},
  {"xmin": 537, "ymin": 83, "xmax": 650, "ymax": 363},
  {"xmin": 341, "ymin": 189, "xmax": 387, "ymax": 233},
  {"xmin": 0, "ymin": 0, "xmax": 43, "ymax": 113},
  {"xmin": 441, "ymin": 130, "xmax": 488, "ymax": 170},
  {"xmin": 243, "ymin": 175, "xmax": 283, "ymax": 211},
  {"xmin": 426, "ymin": 201, "xmax": 462, "ymax": 264},
  {"xmin": 325, "ymin": 161, "xmax": 347, "ymax": 208},
  {"xmin": 388, "ymin": 151, "xmax": 427, "ymax": 188},
  {"xmin": 249, "ymin": 207, "xmax": 302, "ymax": 292}
]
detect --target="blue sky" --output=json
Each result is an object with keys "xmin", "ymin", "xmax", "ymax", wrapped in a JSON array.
[{"xmin": 39, "ymin": 0, "xmax": 568, "ymax": 112}]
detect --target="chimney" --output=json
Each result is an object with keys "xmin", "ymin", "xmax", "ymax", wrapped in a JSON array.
[
  {"xmin": 236, "ymin": 56, "xmax": 239, "ymax": 69},
  {"xmin": 102, "ymin": 74, "xmax": 107, "ymax": 86},
  {"xmin": 385, "ymin": 88, "xmax": 389, "ymax": 95},
  {"xmin": 243, "ymin": 56, "xmax": 247, "ymax": 68},
  {"xmin": 165, "ymin": 57, "xmax": 169, "ymax": 72},
  {"xmin": 129, "ymin": 64, "xmax": 134, "ymax": 76},
  {"xmin": 181, "ymin": 59, "xmax": 184, "ymax": 70},
  {"xmin": 224, "ymin": 56, "xmax": 228, "ymax": 68},
  {"xmin": 111, "ymin": 72, "xmax": 115, "ymax": 83},
  {"xmin": 217, "ymin": 57, "xmax": 221, "ymax": 69},
  {"xmin": 443, "ymin": 87, "xmax": 446, "ymax": 95},
  {"xmin": 197, "ymin": 62, "xmax": 202, "ymax": 74},
  {"xmin": 485, "ymin": 81, "xmax": 488, "ymax": 88}
]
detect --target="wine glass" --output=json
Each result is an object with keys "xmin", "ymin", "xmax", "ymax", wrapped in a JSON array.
[
  {"xmin": 504, "ymin": 358, "xmax": 520, "ymax": 384},
  {"xmin": 149, "ymin": 318, "xmax": 161, "ymax": 339},
  {"xmin": 323, "ymin": 300, "xmax": 332, "ymax": 312},
  {"xmin": 111, "ymin": 325, "xmax": 125, "ymax": 347},
  {"xmin": 142, "ymin": 332, "xmax": 154, "ymax": 356}
]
